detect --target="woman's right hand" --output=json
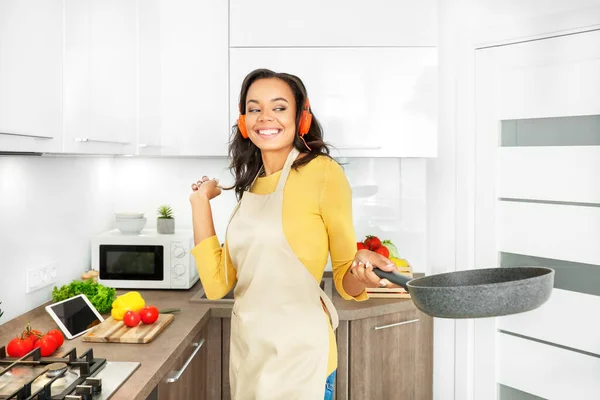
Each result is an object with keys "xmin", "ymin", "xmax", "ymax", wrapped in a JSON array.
[{"xmin": 190, "ymin": 176, "xmax": 222, "ymax": 203}]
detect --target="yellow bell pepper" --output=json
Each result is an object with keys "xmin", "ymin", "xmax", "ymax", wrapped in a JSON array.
[
  {"xmin": 111, "ymin": 291, "xmax": 146, "ymax": 320},
  {"xmin": 390, "ymin": 257, "xmax": 409, "ymax": 269}
]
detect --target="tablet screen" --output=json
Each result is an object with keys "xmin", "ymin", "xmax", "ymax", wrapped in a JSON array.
[{"xmin": 47, "ymin": 296, "xmax": 102, "ymax": 338}]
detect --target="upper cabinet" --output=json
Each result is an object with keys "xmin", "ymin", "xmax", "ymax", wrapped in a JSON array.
[
  {"xmin": 0, "ymin": 0, "xmax": 63, "ymax": 153},
  {"xmin": 63, "ymin": 0, "xmax": 137, "ymax": 155},
  {"xmin": 230, "ymin": 48, "xmax": 438, "ymax": 157},
  {"xmin": 138, "ymin": 0, "xmax": 229, "ymax": 156},
  {"xmin": 229, "ymin": 0, "xmax": 437, "ymax": 47},
  {"xmin": 0, "ymin": 1, "xmax": 437, "ymax": 157}
]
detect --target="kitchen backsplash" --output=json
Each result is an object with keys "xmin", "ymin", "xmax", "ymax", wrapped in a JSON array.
[
  {"xmin": 0, "ymin": 154, "xmax": 426, "ymax": 324},
  {"xmin": 0, "ymin": 156, "xmax": 115, "ymax": 324}
]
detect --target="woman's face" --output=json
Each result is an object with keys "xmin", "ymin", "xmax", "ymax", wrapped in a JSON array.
[{"xmin": 243, "ymin": 78, "xmax": 297, "ymax": 152}]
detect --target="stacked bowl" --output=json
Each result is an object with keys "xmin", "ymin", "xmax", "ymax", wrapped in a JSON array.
[{"xmin": 115, "ymin": 213, "xmax": 147, "ymax": 234}]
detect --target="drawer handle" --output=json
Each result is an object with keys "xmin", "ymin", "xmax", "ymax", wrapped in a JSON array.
[
  {"xmin": 336, "ymin": 146, "xmax": 382, "ymax": 150},
  {"xmin": 374, "ymin": 318, "xmax": 419, "ymax": 330},
  {"xmin": 74, "ymin": 137, "xmax": 131, "ymax": 145},
  {"xmin": 0, "ymin": 131, "xmax": 53, "ymax": 139},
  {"xmin": 138, "ymin": 143, "xmax": 163, "ymax": 148},
  {"xmin": 165, "ymin": 339, "xmax": 205, "ymax": 383}
]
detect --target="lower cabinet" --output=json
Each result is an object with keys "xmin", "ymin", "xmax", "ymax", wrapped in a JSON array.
[
  {"xmin": 219, "ymin": 309, "xmax": 432, "ymax": 400},
  {"xmin": 161, "ymin": 310, "xmax": 432, "ymax": 399},
  {"xmin": 157, "ymin": 318, "xmax": 222, "ymax": 399},
  {"xmin": 336, "ymin": 310, "xmax": 433, "ymax": 400}
]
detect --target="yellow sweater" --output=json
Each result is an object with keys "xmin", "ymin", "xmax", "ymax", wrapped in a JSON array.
[{"xmin": 191, "ymin": 155, "xmax": 368, "ymax": 376}]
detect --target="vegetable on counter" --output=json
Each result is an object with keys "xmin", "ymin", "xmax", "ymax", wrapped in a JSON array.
[
  {"xmin": 121, "ymin": 305, "xmax": 160, "ymax": 328},
  {"xmin": 111, "ymin": 291, "xmax": 146, "ymax": 321},
  {"xmin": 382, "ymin": 240, "xmax": 401, "ymax": 259},
  {"xmin": 52, "ymin": 279, "xmax": 116, "ymax": 313},
  {"xmin": 6, "ymin": 323, "xmax": 65, "ymax": 358},
  {"xmin": 357, "ymin": 235, "xmax": 411, "ymax": 271}
]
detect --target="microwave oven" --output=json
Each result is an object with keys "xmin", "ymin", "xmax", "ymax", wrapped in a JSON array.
[{"xmin": 91, "ymin": 229, "xmax": 199, "ymax": 290}]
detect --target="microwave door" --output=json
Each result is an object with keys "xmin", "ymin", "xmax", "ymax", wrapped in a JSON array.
[{"xmin": 99, "ymin": 244, "xmax": 164, "ymax": 283}]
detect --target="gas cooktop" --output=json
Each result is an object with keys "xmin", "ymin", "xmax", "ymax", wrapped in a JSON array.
[{"xmin": 0, "ymin": 346, "xmax": 139, "ymax": 400}]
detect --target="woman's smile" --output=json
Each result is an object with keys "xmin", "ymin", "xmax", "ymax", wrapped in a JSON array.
[{"xmin": 254, "ymin": 127, "xmax": 283, "ymax": 138}]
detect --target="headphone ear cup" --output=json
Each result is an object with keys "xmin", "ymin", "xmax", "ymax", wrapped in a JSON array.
[
  {"xmin": 237, "ymin": 115, "xmax": 248, "ymax": 138},
  {"xmin": 298, "ymin": 110, "xmax": 312, "ymax": 136}
]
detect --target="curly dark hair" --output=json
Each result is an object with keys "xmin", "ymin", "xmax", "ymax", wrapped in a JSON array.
[{"xmin": 226, "ymin": 68, "xmax": 332, "ymax": 200}]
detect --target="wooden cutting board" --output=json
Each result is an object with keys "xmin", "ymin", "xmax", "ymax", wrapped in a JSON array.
[{"xmin": 82, "ymin": 314, "xmax": 174, "ymax": 344}]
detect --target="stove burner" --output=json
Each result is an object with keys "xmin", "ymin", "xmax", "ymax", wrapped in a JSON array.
[{"xmin": 46, "ymin": 362, "xmax": 68, "ymax": 378}]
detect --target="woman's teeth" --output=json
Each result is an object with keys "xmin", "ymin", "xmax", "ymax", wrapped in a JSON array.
[{"xmin": 257, "ymin": 129, "xmax": 280, "ymax": 136}]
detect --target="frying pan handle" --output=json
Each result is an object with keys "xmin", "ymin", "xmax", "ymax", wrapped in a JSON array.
[{"xmin": 373, "ymin": 269, "xmax": 411, "ymax": 291}]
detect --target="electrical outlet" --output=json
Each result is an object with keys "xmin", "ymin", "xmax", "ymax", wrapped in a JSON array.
[{"xmin": 26, "ymin": 263, "xmax": 57, "ymax": 293}]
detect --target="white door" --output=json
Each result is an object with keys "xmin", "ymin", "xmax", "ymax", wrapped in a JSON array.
[{"xmin": 474, "ymin": 30, "xmax": 600, "ymax": 399}]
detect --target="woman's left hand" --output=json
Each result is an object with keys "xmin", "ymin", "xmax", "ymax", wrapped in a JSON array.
[{"xmin": 349, "ymin": 249, "xmax": 397, "ymax": 288}]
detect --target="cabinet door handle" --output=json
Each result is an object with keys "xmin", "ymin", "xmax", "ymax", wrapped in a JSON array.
[
  {"xmin": 336, "ymin": 146, "xmax": 382, "ymax": 150},
  {"xmin": 374, "ymin": 318, "xmax": 419, "ymax": 330},
  {"xmin": 74, "ymin": 137, "xmax": 131, "ymax": 145},
  {"xmin": 0, "ymin": 131, "xmax": 53, "ymax": 139},
  {"xmin": 138, "ymin": 143, "xmax": 163, "ymax": 148},
  {"xmin": 165, "ymin": 339, "xmax": 205, "ymax": 383}
]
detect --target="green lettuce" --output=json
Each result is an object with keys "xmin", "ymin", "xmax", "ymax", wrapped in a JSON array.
[{"xmin": 52, "ymin": 279, "xmax": 116, "ymax": 313}]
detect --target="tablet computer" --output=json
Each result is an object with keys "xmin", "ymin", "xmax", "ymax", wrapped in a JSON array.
[{"xmin": 45, "ymin": 294, "xmax": 104, "ymax": 340}]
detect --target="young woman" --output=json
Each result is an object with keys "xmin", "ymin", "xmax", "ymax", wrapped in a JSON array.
[{"xmin": 190, "ymin": 68, "xmax": 396, "ymax": 399}]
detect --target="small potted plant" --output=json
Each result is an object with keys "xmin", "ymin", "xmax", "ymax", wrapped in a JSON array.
[{"xmin": 157, "ymin": 204, "xmax": 175, "ymax": 234}]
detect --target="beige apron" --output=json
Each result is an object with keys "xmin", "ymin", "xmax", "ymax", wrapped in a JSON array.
[{"xmin": 225, "ymin": 147, "xmax": 339, "ymax": 400}]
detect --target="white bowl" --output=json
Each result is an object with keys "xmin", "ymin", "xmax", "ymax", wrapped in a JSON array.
[
  {"xmin": 116, "ymin": 217, "xmax": 147, "ymax": 234},
  {"xmin": 115, "ymin": 212, "xmax": 145, "ymax": 220}
]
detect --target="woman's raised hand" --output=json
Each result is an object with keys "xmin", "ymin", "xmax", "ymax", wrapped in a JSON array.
[{"xmin": 190, "ymin": 176, "xmax": 222, "ymax": 203}]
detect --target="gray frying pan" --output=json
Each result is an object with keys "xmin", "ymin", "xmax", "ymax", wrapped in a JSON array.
[{"xmin": 373, "ymin": 266, "xmax": 554, "ymax": 319}]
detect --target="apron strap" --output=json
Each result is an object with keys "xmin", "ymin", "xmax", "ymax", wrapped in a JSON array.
[
  {"xmin": 275, "ymin": 147, "xmax": 300, "ymax": 193},
  {"xmin": 318, "ymin": 286, "xmax": 339, "ymax": 331}
]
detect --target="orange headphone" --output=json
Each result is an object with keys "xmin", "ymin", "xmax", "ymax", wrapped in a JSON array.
[{"xmin": 237, "ymin": 99, "xmax": 313, "ymax": 139}]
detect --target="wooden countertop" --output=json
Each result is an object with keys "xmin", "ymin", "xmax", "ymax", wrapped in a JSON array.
[
  {"xmin": 193, "ymin": 275, "xmax": 419, "ymax": 321},
  {"xmin": 0, "ymin": 278, "xmax": 420, "ymax": 400}
]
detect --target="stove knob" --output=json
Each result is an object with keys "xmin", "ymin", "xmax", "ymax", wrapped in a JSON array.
[
  {"xmin": 75, "ymin": 384, "xmax": 93, "ymax": 400},
  {"xmin": 85, "ymin": 377, "xmax": 102, "ymax": 394}
]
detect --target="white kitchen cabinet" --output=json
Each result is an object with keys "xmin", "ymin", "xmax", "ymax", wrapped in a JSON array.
[
  {"xmin": 0, "ymin": 0, "xmax": 63, "ymax": 153},
  {"xmin": 138, "ymin": 0, "xmax": 229, "ymax": 156},
  {"xmin": 63, "ymin": 0, "xmax": 137, "ymax": 155},
  {"xmin": 230, "ymin": 48, "xmax": 437, "ymax": 157},
  {"xmin": 230, "ymin": 0, "xmax": 437, "ymax": 47}
]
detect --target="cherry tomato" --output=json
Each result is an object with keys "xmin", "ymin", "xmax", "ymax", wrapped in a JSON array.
[
  {"xmin": 123, "ymin": 310, "xmax": 141, "ymax": 327},
  {"xmin": 46, "ymin": 329, "xmax": 64, "ymax": 348},
  {"xmin": 6, "ymin": 337, "xmax": 34, "ymax": 358},
  {"xmin": 139, "ymin": 306, "xmax": 159, "ymax": 325}
]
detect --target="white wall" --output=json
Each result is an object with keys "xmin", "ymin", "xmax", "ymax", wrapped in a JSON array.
[
  {"xmin": 0, "ymin": 155, "xmax": 115, "ymax": 323},
  {"xmin": 112, "ymin": 156, "xmax": 428, "ymax": 273},
  {"xmin": 0, "ymin": 154, "xmax": 427, "ymax": 325}
]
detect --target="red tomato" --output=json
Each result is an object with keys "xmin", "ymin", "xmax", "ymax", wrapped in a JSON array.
[
  {"xmin": 357, "ymin": 242, "xmax": 366, "ymax": 250},
  {"xmin": 123, "ymin": 310, "xmax": 141, "ymax": 327},
  {"xmin": 375, "ymin": 246, "xmax": 390, "ymax": 258},
  {"xmin": 364, "ymin": 235, "xmax": 382, "ymax": 250},
  {"xmin": 35, "ymin": 335, "xmax": 58, "ymax": 357},
  {"xmin": 6, "ymin": 337, "xmax": 34, "ymax": 357},
  {"xmin": 46, "ymin": 329, "xmax": 64, "ymax": 348},
  {"xmin": 139, "ymin": 306, "xmax": 159, "ymax": 325}
]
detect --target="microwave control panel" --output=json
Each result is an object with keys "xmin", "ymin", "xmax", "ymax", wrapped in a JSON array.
[{"xmin": 170, "ymin": 239, "xmax": 197, "ymax": 288}]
